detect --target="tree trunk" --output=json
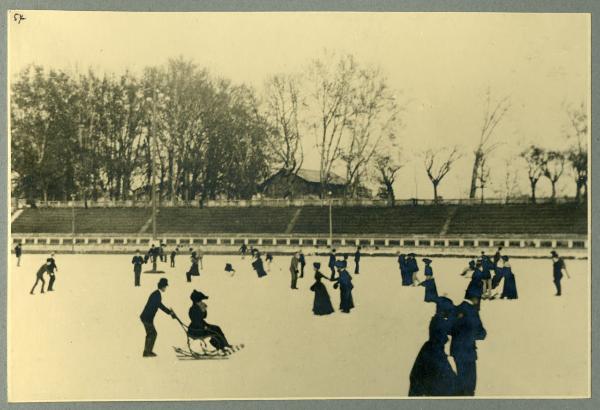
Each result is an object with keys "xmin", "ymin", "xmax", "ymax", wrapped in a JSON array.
[
  {"xmin": 551, "ymin": 181, "xmax": 556, "ymax": 200},
  {"xmin": 469, "ymin": 151, "xmax": 482, "ymax": 199},
  {"xmin": 530, "ymin": 179, "xmax": 537, "ymax": 204},
  {"xmin": 433, "ymin": 182, "xmax": 439, "ymax": 202}
]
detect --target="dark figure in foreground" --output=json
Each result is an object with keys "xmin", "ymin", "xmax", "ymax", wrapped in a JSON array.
[
  {"xmin": 491, "ymin": 257, "xmax": 504, "ymax": 289},
  {"xmin": 298, "ymin": 251, "xmax": 306, "ymax": 278},
  {"xmin": 251, "ymin": 252, "xmax": 268, "ymax": 278},
  {"xmin": 186, "ymin": 250, "xmax": 200, "ymax": 282},
  {"xmin": 354, "ymin": 246, "xmax": 361, "ymax": 274},
  {"xmin": 551, "ymin": 250, "xmax": 570, "ymax": 296},
  {"xmin": 333, "ymin": 261, "xmax": 354, "ymax": 313},
  {"xmin": 132, "ymin": 250, "xmax": 146, "ymax": 287},
  {"xmin": 187, "ymin": 290, "xmax": 232, "ymax": 353},
  {"xmin": 309, "ymin": 262, "xmax": 334, "ymax": 315},
  {"xmin": 450, "ymin": 296, "xmax": 487, "ymax": 396},
  {"xmin": 46, "ymin": 252, "xmax": 58, "ymax": 291},
  {"xmin": 493, "ymin": 246, "xmax": 503, "ymax": 267},
  {"xmin": 140, "ymin": 278, "xmax": 175, "ymax": 357},
  {"xmin": 481, "ymin": 255, "xmax": 494, "ymax": 299},
  {"xmin": 328, "ymin": 249, "xmax": 337, "ymax": 280},
  {"xmin": 409, "ymin": 297, "xmax": 458, "ymax": 396},
  {"xmin": 15, "ymin": 243, "xmax": 22, "ymax": 267},
  {"xmin": 500, "ymin": 256, "xmax": 518, "ymax": 299},
  {"xmin": 30, "ymin": 261, "xmax": 50, "ymax": 294},
  {"xmin": 419, "ymin": 258, "xmax": 438, "ymax": 302},
  {"xmin": 170, "ymin": 246, "xmax": 178, "ymax": 268}
]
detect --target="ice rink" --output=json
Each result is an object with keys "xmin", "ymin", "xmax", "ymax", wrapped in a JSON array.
[{"xmin": 7, "ymin": 252, "xmax": 589, "ymax": 401}]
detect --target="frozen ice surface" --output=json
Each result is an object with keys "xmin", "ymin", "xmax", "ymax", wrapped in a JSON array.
[{"xmin": 8, "ymin": 253, "xmax": 589, "ymax": 400}]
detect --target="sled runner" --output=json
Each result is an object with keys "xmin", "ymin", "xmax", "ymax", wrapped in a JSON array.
[{"xmin": 172, "ymin": 313, "xmax": 244, "ymax": 360}]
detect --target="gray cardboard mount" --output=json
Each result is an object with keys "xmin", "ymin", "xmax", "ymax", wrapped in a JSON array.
[{"xmin": 0, "ymin": 1, "xmax": 597, "ymax": 409}]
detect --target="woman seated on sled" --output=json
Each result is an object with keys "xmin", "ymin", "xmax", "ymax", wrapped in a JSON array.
[{"xmin": 188, "ymin": 290, "xmax": 233, "ymax": 353}]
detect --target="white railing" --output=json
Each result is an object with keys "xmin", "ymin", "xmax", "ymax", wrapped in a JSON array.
[{"xmin": 12, "ymin": 196, "xmax": 582, "ymax": 209}]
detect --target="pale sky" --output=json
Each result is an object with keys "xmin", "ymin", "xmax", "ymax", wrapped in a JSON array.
[{"xmin": 8, "ymin": 11, "xmax": 590, "ymax": 199}]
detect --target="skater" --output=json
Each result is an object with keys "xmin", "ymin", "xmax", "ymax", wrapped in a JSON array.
[
  {"xmin": 289, "ymin": 251, "xmax": 299, "ymax": 289},
  {"xmin": 251, "ymin": 251, "xmax": 267, "ymax": 278},
  {"xmin": 409, "ymin": 296, "xmax": 458, "ymax": 396},
  {"xmin": 224, "ymin": 263, "xmax": 236, "ymax": 276},
  {"xmin": 298, "ymin": 250, "xmax": 306, "ymax": 278},
  {"xmin": 159, "ymin": 243, "xmax": 166, "ymax": 263},
  {"xmin": 354, "ymin": 246, "xmax": 361, "ymax": 274},
  {"xmin": 481, "ymin": 255, "xmax": 494, "ymax": 299},
  {"xmin": 186, "ymin": 250, "xmax": 200, "ymax": 282},
  {"xmin": 170, "ymin": 246, "xmax": 178, "ymax": 268},
  {"xmin": 239, "ymin": 243, "xmax": 247, "ymax": 259},
  {"xmin": 132, "ymin": 250, "xmax": 146, "ymax": 287},
  {"xmin": 46, "ymin": 252, "xmax": 58, "ymax": 291},
  {"xmin": 148, "ymin": 244, "xmax": 159, "ymax": 271},
  {"xmin": 551, "ymin": 250, "xmax": 569, "ymax": 296},
  {"xmin": 15, "ymin": 243, "xmax": 22, "ymax": 267},
  {"xmin": 460, "ymin": 260, "xmax": 476, "ymax": 277},
  {"xmin": 187, "ymin": 290, "xmax": 233, "ymax": 353},
  {"xmin": 419, "ymin": 258, "xmax": 438, "ymax": 302},
  {"xmin": 30, "ymin": 260, "xmax": 50, "ymax": 295},
  {"xmin": 265, "ymin": 252, "xmax": 274, "ymax": 272},
  {"xmin": 328, "ymin": 249, "xmax": 337, "ymax": 280},
  {"xmin": 309, "ymin": 262, "xmax": 334, "ymax": 315},
  {"xmin": 398, "ymin": 253, "xmax": 411, "ymax": 286},
  {"xmin": 450, "ymin": 295, "xmax": 487, "ymax": 396},
  {"xmin": 465, "ymin": 260, "xmax": 484, "ymax": 300},
  {"xmin": 407, "ymin": 253, "xmax": 420, "ymax": 286},
  {"xmin": 493, "ymin": 246, "xmax": 503, "ymax": 267},
  {"xmin": 139, "ymin": 278, "xmax": 176, "ymax": 357},
  {"xmin": 332, "ymin": 260, "xmax": 354, "ymax": 313},
  {"xmin": 500, "ymin": 256, "xmax": 518, "ymax": 299},
  {"xmin": 491, "ymin": 257, "xmax": 504, "ymax": 290}
]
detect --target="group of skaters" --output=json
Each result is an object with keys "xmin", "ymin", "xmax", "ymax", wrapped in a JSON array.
[
  {"xmin": 408, "ymin": 247, "xmax": 571, "ymax": 396},
  {"xmin": 15, "ymin": 241, "xmax": 573, "ymax": 393}
]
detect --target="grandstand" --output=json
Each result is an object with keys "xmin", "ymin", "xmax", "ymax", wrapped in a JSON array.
[{"xmin": 11, "ymin": 203, "xmax": 587, "ymax": 236}]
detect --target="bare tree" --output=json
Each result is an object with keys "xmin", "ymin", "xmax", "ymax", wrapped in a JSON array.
[
  {"xmin": 340, "ymin": 67, "xmax": 400, "ymax": 198},
  {"xmin": 306, "ymin": 52, "xmax": 356, "ymax": 198},
  {"xmin": 564, "ymin": 103, "xmax": 588, "ymax": 201},
  {"xmin": 424, "ymin": 146, "xmax": 462, "ymax": 202},
  {"xmin": 521, "ymin": 145, "xmax": 546, "ymax": 203},
  {"xmin": 263, "ymin": 74, "xmax": 304, "ymax": 197},
  {"xmin": 501, "ymin": 158, "xmax": 520, "ymax": 204},
  {"xmin": 542, "ymin": 150, "xmax": 566, "ymax": 200},
  {"xmin": 374, "ymin": 152, "xmax": 402, "ymax": 206},
  {"xmin": 476, "ymin": 156, "xmax": 491, "ymax": 204},
  {"xmin": 469, "ymin": 88, "xmax": 510, "ymax": 198}
]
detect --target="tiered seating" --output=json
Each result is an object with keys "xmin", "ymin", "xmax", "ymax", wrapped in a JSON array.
[
  {"xmin": 446, "ymin": 203, "xmax": 587, "ymax": 235},
  {"xmin": 11, "ymin": 208, "xmax": 151, "ymax": 233},
  {"xmin": 292, "ymin": 206, "xmax": 453, "ymax": 235},
  {"xmin": 156, "ymin": 207, "xmax": 296, "ymax": 234},
  {"xmin": 11, "ymin": 203, "xmax": 587, "ymax": 236}
]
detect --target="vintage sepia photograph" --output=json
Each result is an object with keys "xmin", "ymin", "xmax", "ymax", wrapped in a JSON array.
[{"xmin": 6, "ymin": 10, "xmax": 590, "ymax": 401}]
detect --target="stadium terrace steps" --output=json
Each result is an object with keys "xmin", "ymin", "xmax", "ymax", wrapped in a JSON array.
[
  {"xmin": 10, "ymin": 204, "xmax": 587, "ymax": 236},
  {"xmin": 11, "ymin": 208, "xmax": 152, "ymax": 234}
]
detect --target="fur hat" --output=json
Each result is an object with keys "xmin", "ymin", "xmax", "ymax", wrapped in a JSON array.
[{"xmin": 190, "ymin": 289, "xmax": 209, "ymax": 303}]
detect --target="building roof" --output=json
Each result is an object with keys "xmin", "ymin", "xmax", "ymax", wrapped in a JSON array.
[{"xmin": 296, "ymin": 169, "xmax": 346, "ymax": 185}]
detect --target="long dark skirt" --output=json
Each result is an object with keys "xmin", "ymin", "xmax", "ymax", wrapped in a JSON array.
[
  {"xmin": 311, "ymin": 282, "xmax": 334, "ymax": 315},
  {"xmin": 187, "ymin": 263, "xmax": 200, "ymax": 276},
  {"xmin": 252, "ymin": 259, "xmax": 267, "ymax": 278},
  {"xmin": 409, "ymin": 341, "xmax": 458, "ymax": 396},
  {"xmin": 421, "ymin": 278, "xmax": 439, "ymax": 302},
  {"xmin": 491, "ymin": 270, "xmax": 504, "ymax": 289},
  {"xmin": 188, "ymin": 324, "xmax": 230, "ymax": 350},
  {"xmin": 401, "ymin": 269, "xmax": 412, "ymax": 286},
  {"xmin": 501, "ymin": 274, "xmax": 518, "ymax": 299},
  {"xmin": 465, "ymin": 278, "xmax": 483, "ymax": 299},
  {"xmin": 339, "ymin": 286, "xmax": 355, "ymax": 312}
]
